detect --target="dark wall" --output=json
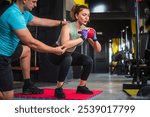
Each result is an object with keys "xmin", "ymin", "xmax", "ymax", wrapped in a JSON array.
[
  {"xmin": 36, "ymin": 0, "xmax": 64, "ymax": 82},
  {"xmin": 90, "ymin": 20, "xmax": 131, "ymax": 39},
  {"xmin": 37, "ymin": 0, "xmax": 63, "ymax": 44},
  {"xmin": 89, "ymin": 0, "xmax": 146, "ymax": 20},
  {"xmin": 89, "ymin": 20, "xmax": 131, "ymax": 73}
]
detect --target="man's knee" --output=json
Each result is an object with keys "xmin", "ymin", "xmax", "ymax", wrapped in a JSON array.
[
  {"xmin": 22, "ymin": 46, "xmax": 31, "ymax": 57},
  {"xmin": 1, "ymin": 90, "xmax": 14, "ymax": 100},
  {"xmin": 24, "ymin": 46, "xmax": 31, "ymax": 55},
  {"xmin": 0, "ymin": 92, "xmax": 3, "ymax": 99}
]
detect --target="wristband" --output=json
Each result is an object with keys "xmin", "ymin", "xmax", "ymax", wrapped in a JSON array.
[
  {"xmin": 93, "ymin": 39, "xmax": 98, "ymax": 42},
  {"xmin": 93, "ymin": 31, "xmax": 97, "ymax": 41},
  {"xmin": 59, "ymin": 21, "xmax": 62, "ymax": 26}
]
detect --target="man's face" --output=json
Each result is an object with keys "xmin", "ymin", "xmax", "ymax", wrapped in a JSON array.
[{"xmin": 24, "ymin": 0, "xmax": 38, "ymax": 11}]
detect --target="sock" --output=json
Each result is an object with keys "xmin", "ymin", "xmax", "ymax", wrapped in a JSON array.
[{"xmin": 24, "ymin": 79, "xmax": 32, "ymax": 86}]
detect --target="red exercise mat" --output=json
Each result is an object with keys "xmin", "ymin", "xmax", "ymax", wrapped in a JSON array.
[{"xmin": 14, "ymin": 88, "xmax": 103, "ymax": 100}]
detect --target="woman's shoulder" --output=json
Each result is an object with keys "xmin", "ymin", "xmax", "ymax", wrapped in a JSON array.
[
  {"xmin": 63, "ymin": 22, "xmax": 75, "ymax": 29},
  {"xmin": 69, "ymin": 22, "xmax": 76, "ymax": 26}
]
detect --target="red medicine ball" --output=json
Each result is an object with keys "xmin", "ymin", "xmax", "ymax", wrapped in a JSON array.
[{"xmin": 87, "ymin": 28, "xmax": 95, "ymax": 38}]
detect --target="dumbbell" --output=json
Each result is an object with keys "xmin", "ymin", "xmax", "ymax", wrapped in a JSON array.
[{"xmin": 87, "ymin": 28, "xmax": 95, "ymax": 39}]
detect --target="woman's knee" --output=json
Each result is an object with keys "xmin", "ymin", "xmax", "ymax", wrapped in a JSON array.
[
  {"xmin": 84, "ymin": 57, "xmax": 93, "ymax": 67},
  {"xmin": 62, "ymin": 54, "xmax": 72, "ymax": 65}
]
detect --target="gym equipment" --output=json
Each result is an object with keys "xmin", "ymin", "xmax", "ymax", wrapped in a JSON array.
[
  {"xmin": 123, "ymin": 0, "xmax": 150, "ymax": 91},
  {"xmin": 123, "ymin": 0, "xmax": 145, "ymax": 89},
  {"xmin": 137, "ymin": 86, "xmax": 150, "ymax": 96},
  {"xmin": 111, "ymin": 50, "xmax": 127, "ymax": 75},
  {"xmin": 78, "ymin": 28, "xmax": 96, "ymax": 39},
  {"xmin": 87, "ymin": 28, "xmax": 95, "ymax": 38}
]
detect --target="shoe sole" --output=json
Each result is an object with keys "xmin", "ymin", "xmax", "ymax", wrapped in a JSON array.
[
  {"xmin": 76, "ymin": 91, "xmax": 93, "ymax": 95},
  {"xmin": 23, "ymin": 90, "xmax": 44, "ymax": 94},
  {"xmin": 54, "ymin": 94, "xmax": 66, "ymax": 99}
]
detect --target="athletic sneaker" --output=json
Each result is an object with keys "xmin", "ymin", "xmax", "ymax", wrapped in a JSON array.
[
  {"xmin": 54, "ymin": 87, "xmax": 66, "ymax": 99},
  {"xmin": 22, "ymin": 84, "xmax": 44, "ymax": 94},
  {"xmin": 76, "ymin": 86, "xmax": 93, "ymax": 94}
]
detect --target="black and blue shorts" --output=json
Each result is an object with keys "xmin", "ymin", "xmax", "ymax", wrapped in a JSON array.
[{"xmin": 0, "ymin": 44, "xmax": 23, "ymax": 91}]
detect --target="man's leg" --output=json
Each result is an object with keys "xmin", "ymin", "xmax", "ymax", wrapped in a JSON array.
[
  {"xmin": 20, "ymin": 46, "xmax": 31, "ymax": 79},
  {"xmin": 20, "ymin": 45, "xmax": 43, "ymax": 94},
  {"xmin": 0, "ymin": 92, "xmax": 3, "ymax": 99},
  {"xmin": 0, "ymin": 91, "xmax": 14, "ymax": 100},
  {"xmin": 0, "ymin": 55, "xmax": 14, "ymax": 99}
]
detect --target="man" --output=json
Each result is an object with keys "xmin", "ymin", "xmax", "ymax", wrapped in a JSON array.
[{"xmin": 0, "ymin": 0, "xmax": 67, "ymax": 99}]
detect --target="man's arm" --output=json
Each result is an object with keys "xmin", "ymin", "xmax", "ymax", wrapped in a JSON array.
[
  {"xmin": 28, "ymin": 16, "xmax": 67, "ymax": 27},
  {"xmin": 14, "ymin": 28, "xmax": 66, "ymax": 55}
]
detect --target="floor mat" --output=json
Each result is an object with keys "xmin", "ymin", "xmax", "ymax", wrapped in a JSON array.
[
  {"xmin": 14, "ymin": 88, "xmax": 103, "ymax": 100},
  {"xmin": 123, "ymin": 89, "xmax": 139, "ymax": 96}
]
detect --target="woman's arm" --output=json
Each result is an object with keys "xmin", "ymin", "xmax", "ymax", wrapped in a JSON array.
[
  {"xmin": 61, "ymin": 24, "xmax": 83, "ymax": 49},
  {"xmin": 88, "ymin": 38, "xmax": 101, "ymax": 52}
]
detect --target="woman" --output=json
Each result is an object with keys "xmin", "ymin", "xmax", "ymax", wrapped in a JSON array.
[{"xmin": 48, "ymin": 4, "xmax": 101, "ymax": 98}]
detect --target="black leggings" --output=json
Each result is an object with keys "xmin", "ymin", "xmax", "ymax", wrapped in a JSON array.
[{"xmin": 48, "ymin": 51, "xmax": 93, "ymax": 82}]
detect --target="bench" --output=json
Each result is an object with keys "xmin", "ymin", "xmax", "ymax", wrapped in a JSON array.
[
  {"xmin": 12, "ymin": 66, "xmax": 39, "ymax": 71},
  {"xmin": 12, "ymin": 66, "xmax": 39, "ymax": 81}
]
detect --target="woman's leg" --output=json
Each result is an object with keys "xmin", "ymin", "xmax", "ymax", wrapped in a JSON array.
[
  {"xmin": 48, "ymin": 53, "xmax": 72, "ymax": 98},
  {"xmin": 71, "ymin": 52, "xmax": 93, "ymax": 94},
  {"xmin": 57, "ymin": 53, "xmax": 72, "ymax": 84},
  {"xmin": 56, "ymin": 53, "xmax": 72, "ymax": 98},
  {"xmin": 48, "ymin": 53, "xmax": 72, "ymax": 85},
  {"xmin": 71, "ymin": 52, "xmax": 93, "ymax": 81}
]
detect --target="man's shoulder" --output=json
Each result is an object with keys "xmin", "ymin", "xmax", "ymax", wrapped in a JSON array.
[
  {"xmin": 1, "ymin": 5, "xmax": 22, "ymax": 20},
  {"xmin": 6, "ymin": 4, "xmax": 19, "ymax": 14}
]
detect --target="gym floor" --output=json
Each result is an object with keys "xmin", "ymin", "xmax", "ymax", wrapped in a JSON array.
[{"xmin": 14, "ymin": 73, "xmax": 132, "ymax": 100}]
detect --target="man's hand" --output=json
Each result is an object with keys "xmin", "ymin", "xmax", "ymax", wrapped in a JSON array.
[
  {"xmin": 60, "ymin": 19, "xmax": 69, "ymax": 26},
  {"xmin": 61, "ymin": 20, "xmax": 69, "ymax": 26},
  {"xmin": 53, "ymin": 46, "xmax": 66, "ymax": 55}
]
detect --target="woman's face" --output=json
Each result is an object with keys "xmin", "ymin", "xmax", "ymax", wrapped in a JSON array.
[{"xmin": 76, "ymin": 9, "xmax": 90, "ymax": 25}]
